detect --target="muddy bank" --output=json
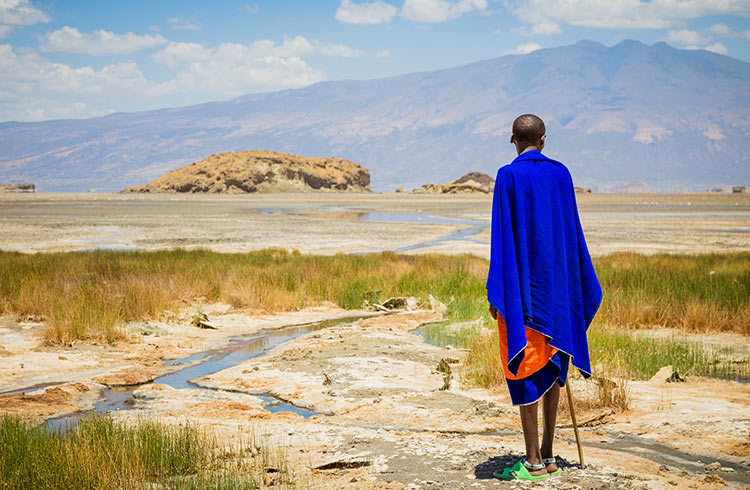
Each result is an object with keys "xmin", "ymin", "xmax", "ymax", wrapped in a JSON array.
[
  {"xmin": 194, "ymin": 310, "xmax": 518, "ymax": 433},
  {"xmin": 1, "ymin": 303, "xmax": 749, "ymax": 488},
  {"xmin": 0, "ymin": 303, "xmax": 368, "ymax": 400},
  {"xmin": 120, "ymin": 310, "xmax": 750, "ymax": 488}
]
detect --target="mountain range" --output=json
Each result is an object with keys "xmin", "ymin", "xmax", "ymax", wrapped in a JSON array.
[{"xmin": 1, "ymin": 39, "xmax": 748, "ymax": 193}]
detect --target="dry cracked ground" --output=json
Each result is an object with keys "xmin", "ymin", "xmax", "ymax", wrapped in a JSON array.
[{"xmin": 1, "ymin": 304, "xmax": 749, "ymax": 489}]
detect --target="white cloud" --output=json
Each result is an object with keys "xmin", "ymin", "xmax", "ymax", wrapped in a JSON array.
[
  {"xmin": 167, "ymin": 17, "xmax": 199, "ymax": 31},
  {"xmin": 503, "ymin": 42, "xmax": 542, "ymax": 55},
  {"xmin": 0, "ymin": 43, "xmax": 152, "ymax": 121},
  {"xmin": 149, "ymin": 36, "xmax": 364, "ymax": 99},
  {"xmin": 155, "ymin": 36, "xmax": 364, "ymax": 66},
  {"xmin": 512, "ymin": 21, "xmax": 562, "ymax": 35},
  {"xmin": 705, "ymin": 42, "xmax": 728, "ymax": 55},
  {"xmin": 665, "ymin": 29, "xmax": 729, "ymax": 55},
  {"xmin": 666, "ymin": 29, "xmax": 710, "ymax": 46},
  {"xmin": 243, "ymin": 4, "xmax": 260, "ymax": 14},
  {"xmin": 152, "ymin": 42, "xmax": 211, "ymax": 68},
  {"xmin": 318, "ymin": 42, "xmax": 365, "ymax": 57},
  {"xmin": 530, "ymin": 21, "xmax": 562, "ymax": 35},
  {"xmin": 335, "ymin": 0, "xmax": 398, "ymax": 24},
  {"xmin": 40, "ymin": 26, "xmax": 168, "ymax": 55},
  {"xmin": 1, "ymin": 32, "xmax": 366, "ymax": 121},
  {"xmin": 401, "ymin": 0, "xmax": 487, "ymax": 23},
  {"xmin": 150, "ymin": 42, "xmax": 325, "ymax": 98},
  {"xmin": 375, "ymin": 49, "xmax": 391, "ymax": 57},
  {"xmin": 508, "ymin": 0, "xmax": 750, "ymax": 30},
  {"xmin": 707, "ymin": 23, "xmax": 731, "ymax": 36},
  {"xmin": 707, "ymin": 23, "xmax": 750, "ymax": 39},
  {"xmin": 0, "ymin": 0, "xmax": 49, "ymax": 37}
]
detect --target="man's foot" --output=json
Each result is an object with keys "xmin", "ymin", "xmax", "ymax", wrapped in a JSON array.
[
  {"xmin": 493, "ymin": 459, "xmax": 549, "ymax": 481},
  {"xmin": 543, "ymin": 457, "xmax": 562, "ymax": 475}
]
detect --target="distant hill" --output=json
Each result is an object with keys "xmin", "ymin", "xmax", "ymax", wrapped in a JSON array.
[
  {"xmin": 1, "ymin": 40, "xmax": 748, "ymax": 192},
  {"xmin": 0, "ymin": 182, "xmax": 34, "ymax": 193},
  {"xmin": 414, "ymin": 171, "xmax": 495, "ymax": 194},
  {"xmin": 122, "ymin": 150, "xmax": 371, "ymax": 193}
]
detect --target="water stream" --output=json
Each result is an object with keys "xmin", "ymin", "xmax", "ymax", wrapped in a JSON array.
[
  {"xmin": 40, "ymin": 314, "xmax": 373, "ymax": 432},
  {"xmin": 263, "ymin": 209, "xmax": 490, "ymax": 252},
  {"xmin": 358, "ymin": 212, "xmax": 489, "ymax": 252}
]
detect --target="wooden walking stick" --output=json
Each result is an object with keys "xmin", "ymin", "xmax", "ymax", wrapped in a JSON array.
[{"xmin": 565, "ymin": 381, "xmax": 585, "ymax": 469}]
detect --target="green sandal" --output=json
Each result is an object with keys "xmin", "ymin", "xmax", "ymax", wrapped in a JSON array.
[
  {"xmin": 493, "ymin": 459, "xmax": 550, "ymax": 481},
  {"xmin": 544, "ymin": 457, "xmax": 562, "ymax": 476}
]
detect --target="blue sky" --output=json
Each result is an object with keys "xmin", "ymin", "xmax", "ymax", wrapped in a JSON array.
[{"xmin": 1, "ymin": 0, "xmax": 749, "ymax": 122}]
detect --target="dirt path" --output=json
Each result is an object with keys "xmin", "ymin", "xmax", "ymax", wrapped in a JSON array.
[{"xmin": 1, "ymin": 306, "xmax": 748, "ymax": 488}]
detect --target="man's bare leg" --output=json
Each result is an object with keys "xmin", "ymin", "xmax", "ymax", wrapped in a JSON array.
[
  {"xmin": 541, "ymin": 382, "xmax": 561, "ymax": 473},
  {"xmin": 516, "ymin": 402, "xmax": 546, "ymax": 476}
]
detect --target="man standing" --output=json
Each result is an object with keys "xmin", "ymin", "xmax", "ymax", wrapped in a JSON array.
[{"xmin": 487, "ymin": 114, "xmax": 602, "ymax": 481}]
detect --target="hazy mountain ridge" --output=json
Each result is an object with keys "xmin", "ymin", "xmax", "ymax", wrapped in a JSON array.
[{"xmin": 1, "ymin": 40, "xmax": 748, "ymax": 192}]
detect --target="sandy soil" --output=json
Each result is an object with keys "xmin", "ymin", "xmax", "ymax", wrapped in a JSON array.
[
  {"xmin": 1, "ymin": 304, "xmax": 748, "ymax": 488},
  {"xmin": 1, "ymin": 192, "xmax": 748, "ymax": 257},
  {"xmin": 1, "ymin": 192, "xmax": 749, "ymax": 487}
]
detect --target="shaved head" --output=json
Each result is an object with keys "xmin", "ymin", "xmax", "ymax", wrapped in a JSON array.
[{"xmin": 512, "ymin": 114, "xmax": 546, "ymax": 148}]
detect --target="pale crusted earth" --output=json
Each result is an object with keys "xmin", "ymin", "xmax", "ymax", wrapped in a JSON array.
[
  {"xmin": 1, "ymin": 305, "xmax": 748, "ymax": 488},
  {"xmin": 1, "ymin": 193, "xmax": 749, "ymax": 487},
  {"xmin": 0, "ymin": 193, "xmax": 748, "ymax": 257}
]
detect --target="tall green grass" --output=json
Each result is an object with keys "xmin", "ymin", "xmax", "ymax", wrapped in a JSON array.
[
  {"xmin": 0, "ymin": 415, "xmax": 289, "ymax": 489},
  {"xmin": 588, "ymin": 325, "xmax": 748, "ymax": 380},
  {"xmin": 0, "ymin": 249, "xmax": 488, "ymax": 344},
  {"xmin": 593, "ymin": 252, "xmax": 750, "ymax": 334},
  {"xmin": 459, "ymin": 324, "xmax": 749, "ymax": 389},
  {"xmin": 0, "ymin": 250, "xmax": 747, "ymax": 380}
]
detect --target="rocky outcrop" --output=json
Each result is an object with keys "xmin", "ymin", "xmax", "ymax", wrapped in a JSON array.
[
  {"xmin": 122, "ymin": 150, "xmax": 371, "ymax": 193},
  {"xmin": 414, "ymin": 172, "xmax": 494, "ymax": 194},
  {"xmin": 0, "ymin": 183, "xmax": 35, "ymax": 193}
]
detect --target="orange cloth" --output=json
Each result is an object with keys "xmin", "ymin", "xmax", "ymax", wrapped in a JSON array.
[{"xmin": 497, "ymin": 315, "xmax": 557, "ymax": 380}]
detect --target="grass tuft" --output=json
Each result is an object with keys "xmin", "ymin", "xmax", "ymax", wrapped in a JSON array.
[{"xmin": 0, "ymin": 415, "xmax": 291, "ymax": 489}]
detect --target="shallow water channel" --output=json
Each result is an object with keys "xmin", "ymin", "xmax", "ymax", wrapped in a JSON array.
[
  {"xmin": 41, "ymin": 314, "xmax": 374, "ymax": 433},
  {"xmin": 359, "ymin": 212, "xmax": 488, "ymax": 252},
  {"xmin": 261, "ymin": 209, "xmax": 490, "ymax": 251}
]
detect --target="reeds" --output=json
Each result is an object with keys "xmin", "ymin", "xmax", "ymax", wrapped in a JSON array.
[
  {"xmin": 587, "ymin": 324, "xmax": 747, "ymax": 380},
  {"xmin": 0, "ymin": 250, "xmax": 747, "ymax": 378},
  {"xmin": 0, "ymin": 249, "xmax": 488, "ymax": 344},
  {"xmin": 459, "ymin": 322, "xmax": 748, "ymax": 391},
  {"xmin": 592, "ymin": 252, "xmax": 750, "ymax": 334},
  {"xmin": 0, "ymin": 415, "xmax": 291, "ymax": 489}
]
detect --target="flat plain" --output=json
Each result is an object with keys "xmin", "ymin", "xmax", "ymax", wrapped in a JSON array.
[
  {"xmin": 1, "ymin": 191, "xmax": 749, "ymax": 489},
  {"xmin": 1, "ymin": 192, "xmax": 749, "ymax": 256}
]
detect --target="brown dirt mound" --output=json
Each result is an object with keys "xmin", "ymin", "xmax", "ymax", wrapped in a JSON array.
[
  {"xmin": 0, "ymin": 183, "xmax": 35, "ymax": 193},
  {"xmin": 414, "ymin": 172, "xmax": 494, "ymax": 194},
  {"xmin": 122, "ymin": 150, "xmax": 371, "ymax": 193}
]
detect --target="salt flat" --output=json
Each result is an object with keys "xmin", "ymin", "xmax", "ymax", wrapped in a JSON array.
[
  {"xmin": 1, "ymin": 192, "xmax": 748, "ymax": 257},
  {"xmin": 1, "ymin": 192, "xmax": 749, "ymax": 487}
]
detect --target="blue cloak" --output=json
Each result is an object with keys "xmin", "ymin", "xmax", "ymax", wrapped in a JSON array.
[{"xmin": 486, "ymin": 150, "xmax": 602, "ymax": 379}]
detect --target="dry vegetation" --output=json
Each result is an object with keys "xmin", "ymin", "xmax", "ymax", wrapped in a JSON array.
[
  {"xmin": 0, "ymin": 415, "xmax": 292, "ymax": 489},
  {"xmin": 0, "ymin": 249, "xmax": 487, "ymax": 344},
  {"xmin": 0, "ymin": 249, "xmax": 747, "ymax": 482},
  {"xmin": 593, "ymin": 252, "xmax": 750, "ymax": 334},
  {"xmin": 0, "ymin": 249, "xmax": 747, "ymax": 385}
]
